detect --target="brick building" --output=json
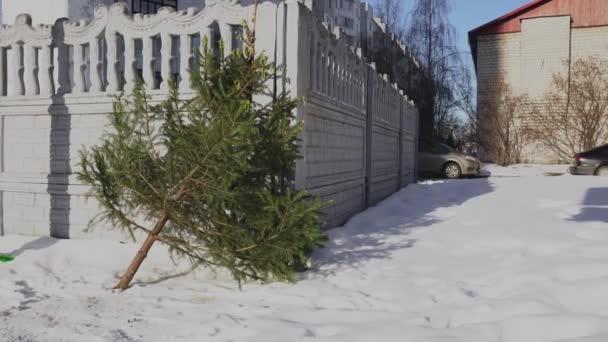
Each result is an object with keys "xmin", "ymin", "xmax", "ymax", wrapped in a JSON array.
[{"xmin": 469, "ymin": 0, "xmax": 608, "ymax": 163}]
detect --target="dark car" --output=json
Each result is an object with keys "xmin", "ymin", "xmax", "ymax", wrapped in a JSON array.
[
  {"xmin": 418, "ymin": 141, "xmax": 481, "ymax": 179},
  {"xmin": 569, "ymin": 144, "xmax": 608, "ymax": 176}
]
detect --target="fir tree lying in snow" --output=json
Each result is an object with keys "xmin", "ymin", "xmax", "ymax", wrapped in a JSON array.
[{"xmin": 78, "ymin": 26, "xmax": 327, "ymax": 291}]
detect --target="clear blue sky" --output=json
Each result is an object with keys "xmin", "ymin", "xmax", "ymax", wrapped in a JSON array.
[{"xmin": 402, "ymin": 0, "xmax": 532, "ymax": 65}]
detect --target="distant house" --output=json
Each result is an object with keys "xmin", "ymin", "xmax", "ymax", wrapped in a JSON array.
[
  {"xmin": 309, "ymin": 0, "xmax": 362, "ymax": 49},
  {"xmin": 469, "ymin": 0, "xmax": 608, "ymax": 163}
]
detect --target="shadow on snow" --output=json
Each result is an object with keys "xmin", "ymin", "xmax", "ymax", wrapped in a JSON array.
[
  {"xmin": 310, "ymin": 178, "xmax": 494, "ymax": 277},
  {"xmin": 8, "ymin": 237, "xmax": 59, "ymax": 257},
  {"xmin": 570, "ymin": 187, "xmax": 608, "ymax": 224}
]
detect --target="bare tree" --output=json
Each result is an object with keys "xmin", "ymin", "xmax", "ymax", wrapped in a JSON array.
[
  {"xmin": 406, "ymin": 0, "xmax": 458, "ymax": 141},
  {"xmin": 431, "ymin": 58, "xmax": 459, "ymax": 142},
  {"xmin": 374, "ymin": 0, "xmax": 405, "ymax": 37},
  {"xmin": 476, "ymin": 75, "xmax": 532, "ymax": 166},
  {"xmin": 531, "ymin": 57, "xmax": 608, "ymax": 161},
  {"xmin": 452, "ymin": 58, "xmax": 476, "ymax": 121},
  {"xmin": 452, "ymin": 56, "xmax": 484, "ymax": 150}
]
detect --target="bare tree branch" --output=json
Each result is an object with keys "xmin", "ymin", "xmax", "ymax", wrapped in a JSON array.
[{"xmin": 530, "ymin": 57, "xmax": 608, "ymax": 161}]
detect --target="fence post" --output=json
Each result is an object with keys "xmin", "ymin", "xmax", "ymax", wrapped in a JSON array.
[
  {"xmin": 365, "ymin": 64, "xmax": 374, "ymax": 208},
  {"xmin": 280, "ymin": 0, "xmax": 310, "ymax": 191},
  {"xmin": 398, "ymin": 91, "xmax": 404, "ymax": 188},
  {"xmin": 0, "ymin": 48, "xmax": 4, "ymax": 96},
  {"xmin": 413, "ymin": 103, "xmax": 420, "ymax": 182},
  {"xmin": 54, "ymin": 19, "xmax": 71, "ymax": 95}
]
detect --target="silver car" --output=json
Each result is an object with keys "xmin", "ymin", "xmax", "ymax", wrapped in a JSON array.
[{"xmin": 418, "ymin": 141, "xmax": 481, "ymax": 179}]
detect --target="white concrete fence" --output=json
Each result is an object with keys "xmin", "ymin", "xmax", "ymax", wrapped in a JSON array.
[{"xmin": 0, "ymin": 0, "xmax": 418, "ymax": 238}]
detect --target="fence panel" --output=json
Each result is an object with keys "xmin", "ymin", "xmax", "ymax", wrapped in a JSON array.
[{"xmin": 0, "ymin": 0, "xmax": 419, "ymax": 236}]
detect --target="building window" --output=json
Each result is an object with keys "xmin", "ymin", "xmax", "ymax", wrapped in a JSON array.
[
  {"xmin": 336, "ymin": 16, "xmax": 354, "ymax": 29},
  {"xmin": 344, "ymin": 17, "xmax": 354, "ymax": 29},
  {"xmin": 131, "ymin": 0, "xmax": 178, "ymax": 14}
]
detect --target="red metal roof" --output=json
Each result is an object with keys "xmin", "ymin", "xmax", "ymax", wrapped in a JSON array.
[
  {"xmin": 469, "ymin": 0, "xmax": 608, "ymax": 70},
  {"xmin": 469, "ymin": 0, "xmax": 551, "ymax": 38},
  {"xmin": 468, "ymin": 0, "xmax": 551, "ymax": 70}
]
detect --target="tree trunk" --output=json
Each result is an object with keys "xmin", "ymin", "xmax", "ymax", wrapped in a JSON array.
[
  {"xmin": 114, "ymin": 188, "xmax": 188, "ymax": 291},
  {"xmin": 113, "ymin": 208, "xmax": 171, "ymax": 290}
]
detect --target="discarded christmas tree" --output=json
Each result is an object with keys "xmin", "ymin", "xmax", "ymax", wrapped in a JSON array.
[{"xmin": 78, "ymin": 26, "xmax": 326, "ymax": 291}]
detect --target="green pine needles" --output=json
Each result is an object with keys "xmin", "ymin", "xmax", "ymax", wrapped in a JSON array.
[{"xmin": 78, "ymin": 26, "xmax": 327, "ymax": 290}]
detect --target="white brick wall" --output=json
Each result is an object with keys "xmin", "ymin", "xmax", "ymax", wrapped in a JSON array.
[
  {"xmin": 3, "ymin": 114, "xmax": 106, "ymax": 175},
  {"xmin": 477, "ymin": 33, "xmax": 522, "ymax": 94},
  {"xmin": 521, "ymin": 16, "xmax": 571, "ymax": 98},
  {"xmin": 0, "ymin": 100, "xmax": 130, "ymax": 239},
  {"xmin": 2, "ymin": 189, "xmax": 131, "ymax": 239},
  {"xmin": 3, "ymin": 192, "xmax": 50, "ymax": 236},
  {"xmin": 571, "ymin": 26, "xmax": 608, "ymax": 60},
  {"xmin": 475, "ymin": 15, "xmax": 608, "ymax": 163}
]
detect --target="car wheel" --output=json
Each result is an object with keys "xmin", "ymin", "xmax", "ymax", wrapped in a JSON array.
[
  {"xmin": 443, "ymin": 162, "xmax": 462, "ymax": 179},
  {"xmin": 596, "ymin": 166, "xmax": 608, "ymax": 176}
]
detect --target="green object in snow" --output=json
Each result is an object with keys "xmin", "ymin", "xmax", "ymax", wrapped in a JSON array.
[{"xmin": 0, "ymin": 254, "xmax": 14, "ymax": 263}]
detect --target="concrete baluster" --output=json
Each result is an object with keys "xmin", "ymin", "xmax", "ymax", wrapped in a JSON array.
[
  {"xmin": 327, "ymin": 53, "xmax": 333, "ymax": 98},
  {"xmin": 317, "ymin": 49, "xmax": 327, "ymax": 94},
  {"xmin": 39, "ymin": 45, "xmax": 54, "ymax": 96},
  {"xmin": 310, "ymin": 39, "xmax": 317, "ymax": 92},
  {"xmin": 0, "ymin": 48, "xmax": 4, "ymax": 96},
  {"xmin": 344, "ymin": 60, "xmax": 349, "ymax": 104},
  {"xmin": 343, "ymin": 62, "xmax": 348, "ymax": 104},
  {"xmin": 106, "ymin": 32, "xmax": 120, "ymax": 92},
  {"xmin": 221, "ymin": 24, "xmax": 233, "ymax": 57},
  {"xmin": 123, "ymin": 37, "xmax": 136, "ymax": 93},
  {"xmin": 342, "ymin": 61, "xmax": 347, "ymax": 103},
  {"xmin": 89, "ymin": 36, "xmax": 103, "ymax": 92},
  {"xmin": 160, "ymin": 33, "xmax": 173, "ymax": 91},
  {"xmin": 351, "ymin": 66, "xmax": 356, "ymax": 106},
  {"xmin": 334, "ymin": 57, "xmax": 339, "ymax": 100},
  {"xmin": 339, "ymin": 55, "xmax": 345, "ymax": 102},
  {"xmin": 8, "ymin": 43, "xmax": 24, "ymax": 96},
  {"xmin": 353, "ymin": 72, "xmax": 357, "ymax": 107},
  {"xmin": 198, "ymin": 26, "xmax": 214, "ymax": 71},
  {"xmin": 202, "ymin": 26, "xmax": 213, "ymax": 51},
  {"xmin": 347, "ymin": 64, "xmax": 352, "ymax": 106},
  {"xmin": 357, "ymin": 74, "xmax": 369, "ymax": 108},
  {"xmin": 73, "ymin": 44, "xmax": 86, "ymax": 93},
  {"xmin": 179, "ymin": 34, "xmax": 192, "ymax": 91},
  {"xmin": 331, "ymin": 56, "xmax": 337, "ymax": 100},
  {"xmin": 336, "ymin": 56, "xmax": 341, "ymax": 101},
  {"xmin": 24, "ymin": 45, "xmax": 39, "ymax": 96},
  {"xmin": 55, "ymin": 38, "xmax": 71, "ymax": 95},
  {"xmin": 360, "ymin": 74, "xmax": 364, "ymax": 108},
  {"xmin": 142, "ymin": 36, "xmax": 156, "ymax": 89}
]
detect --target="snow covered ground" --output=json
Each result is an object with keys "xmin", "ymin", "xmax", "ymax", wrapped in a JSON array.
[
  {"xmin": 482, "ymin": 163, "xmax": 571, "ymax": 177},
  {"xmin": 2, "ymin": 164, "xmax": 608, "ymax": 342}
]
